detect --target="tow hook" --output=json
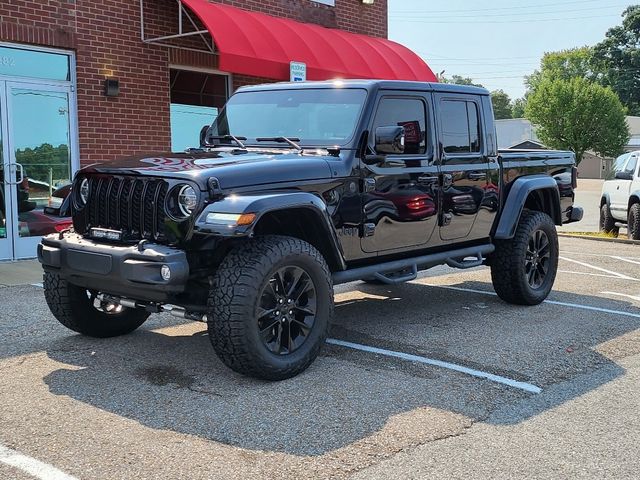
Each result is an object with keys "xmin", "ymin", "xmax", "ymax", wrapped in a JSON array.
[{"xmin": 97, "ymin": 294, "xmax": 209, "ymax": 322}]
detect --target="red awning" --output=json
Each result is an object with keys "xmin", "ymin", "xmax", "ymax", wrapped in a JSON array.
[{"xmin": 181, "ymin": 0, "xmax": 437, "ymax": 82}]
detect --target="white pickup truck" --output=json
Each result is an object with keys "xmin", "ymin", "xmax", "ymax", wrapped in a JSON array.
[{"xmin": 600, "ymin": 151, "xmax": 640, "ymax": 239}]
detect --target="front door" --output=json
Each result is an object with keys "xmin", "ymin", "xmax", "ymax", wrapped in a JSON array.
[
  {"xmin": 610, "ymin": 153, "xmax": 636, "ymax": 221},
  {"xmin": 361, "ymin": 93, "xmax": 440, "ymax": 254},
  {"xmin": 0, "ymin": 82, "xmax": 75, "ymax": 260}
]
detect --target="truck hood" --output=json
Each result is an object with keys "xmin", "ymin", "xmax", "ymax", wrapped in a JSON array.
[{"xmin": 80, "ymin": 150, "xmax": 335, "ymax": 190}]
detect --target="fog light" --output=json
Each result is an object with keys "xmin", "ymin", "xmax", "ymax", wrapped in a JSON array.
[{"xmin": 161, "ymin": 265, "xmax": 171, "ymax": 281}]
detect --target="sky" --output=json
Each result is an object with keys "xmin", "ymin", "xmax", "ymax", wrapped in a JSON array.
[{"xmin": 388, "ymin": 0, "xmax": 628, "ymax": 100}]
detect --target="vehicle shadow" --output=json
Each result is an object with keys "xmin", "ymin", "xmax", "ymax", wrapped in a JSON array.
[{"xmin": 42, "ymin": 279, "xmax": 637, "ymax": 456}]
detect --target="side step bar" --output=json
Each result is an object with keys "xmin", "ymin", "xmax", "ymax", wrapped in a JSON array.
[{"xmin": 332, "ymin": 244, "xmax": 495, "ymax": 286}]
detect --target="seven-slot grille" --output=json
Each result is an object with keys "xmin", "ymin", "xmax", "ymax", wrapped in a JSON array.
[{"xmin": 83, "ymin": 176, "xmax": 169, "ymax": 242}]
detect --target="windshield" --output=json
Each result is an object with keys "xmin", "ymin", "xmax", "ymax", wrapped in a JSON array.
[{"xmin": 208, "ymin": 88, "xmax": 367, "ymax": 147}]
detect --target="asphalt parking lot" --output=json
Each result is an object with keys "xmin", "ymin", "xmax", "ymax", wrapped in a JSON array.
[{"xmin": 1, "ymin": 235, "xmax": 639, "ymax": 479}]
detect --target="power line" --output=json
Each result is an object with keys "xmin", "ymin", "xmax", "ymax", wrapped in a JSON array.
[
  {"xmin": 394, "ymin": 14, "xmax": 621, "ymax": 24},
  {"xmin": 390, "ymin": 0, "xmax": 624, "ymax": 15},
  {"xmin": 390, "ymin": 3, "xmax": 629, "ymax": 20}
]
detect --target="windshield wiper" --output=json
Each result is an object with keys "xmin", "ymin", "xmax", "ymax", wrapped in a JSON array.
[
  {"xmin": 206, "ymin": 135, "xmax": 247, "ymax": 149},
  {"xmin": 256, "ymin": 136, "xmax": 302, "ymax": 151}
]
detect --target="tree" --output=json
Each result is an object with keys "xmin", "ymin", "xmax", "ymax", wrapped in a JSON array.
[
  {"xmin": 525, "ymin": 77, "xmax": 629, "ymax": 164},
  {"xmin": 593, "ymin": 6, "xmax": 640, "ymax": 115},
  {"xmin": 490, "ymin": 90, "xmax": 513, "ymax": 119},
  {"xmin": 526, "ymin": 47, "xmax": 599, "ymax": 93},
  {"xmin": 441, "ymin": 75, "xmax": 484, "ymax": 88},
  {"xmin": 511, "ymin": 98, "xmax": 527, "ymax": 118}
]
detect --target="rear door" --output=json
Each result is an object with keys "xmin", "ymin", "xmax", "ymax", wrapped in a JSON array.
[{"xmin": 435, "ymin": 93, "xmax": 494, "ymax": 242}]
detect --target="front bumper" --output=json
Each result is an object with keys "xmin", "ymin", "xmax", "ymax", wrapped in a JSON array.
[{"xmin": 38, "ymin": 233, "xmax": 189, "ymax": 303}]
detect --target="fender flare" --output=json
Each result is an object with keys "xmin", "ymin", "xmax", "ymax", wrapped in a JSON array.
[
  {"xmin": 494, "ymin": 175, "xmax": 561, "ymax": 240},
  {"xmin": 194, "ymin": 191, "xmax": 346, "ymax": 270},
  {"xmin": 629, "ymin": 191, "xmax": 640, "ymax": 209},
  {"xmin": 601, "ymin": 192, "xmax": 611, "ymax": 207}
]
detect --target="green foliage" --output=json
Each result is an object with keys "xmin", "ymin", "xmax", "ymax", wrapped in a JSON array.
[
  {"xmin": 525, "ymin": 77, "xmax": 629, "ymax": 164},
  {"xmin": 593, "ymin": 6, "xmax": 640, "ymax": 116},
  {"xmin": 14, "ymin": 143, "xmax": 70, "ymax": 185},
  {"xmin": 526, "ymin": 47, "xmax": 600, "ymax": 93},
  {"xmin": 490, "ymin": 90, "xmax": 513, "ymax": 120},
  {"xmin": 440, "ymin": 74, "xmax": 485, "ymax": 88},
  {"xmin": 511, "ymin": 98, "xmax": 527, "ymax": 118}
]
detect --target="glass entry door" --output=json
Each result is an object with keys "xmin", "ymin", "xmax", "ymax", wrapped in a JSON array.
[{"xmin": 0, "ymin": 82, "xmax": 76, "ymax": 260}]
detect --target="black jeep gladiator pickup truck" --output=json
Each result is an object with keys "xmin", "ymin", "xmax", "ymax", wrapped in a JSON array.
[{"xmin": 39, "ymin": 80, "xmax": 583, "ymax": 380}]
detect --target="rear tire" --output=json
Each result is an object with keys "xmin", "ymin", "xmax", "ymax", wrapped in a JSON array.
[
  {"xmin": 43, "ymin": 272, "xmax": 149, "ymax": 338},
  {"xmin": 628, "ymin": 203, "xmax": 640, "ymax": 240},
  {"xmin": 490, "ymin": 210, "xmax": 559, "ymax": 306},
  {"xmin": 600, "ymin": 203, "xmax": 619, "ymax": 237},
  {"xmin": 208, "ymin": 236, "xmax": 333, "ymax": 381}
]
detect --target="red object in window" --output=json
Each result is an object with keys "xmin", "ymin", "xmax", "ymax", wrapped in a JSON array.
[{"xmin": 181, "ymin": 0, "xmax": 437, "ymax": 82}]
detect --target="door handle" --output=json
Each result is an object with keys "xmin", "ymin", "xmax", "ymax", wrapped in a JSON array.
[
  {"xmin": 417, "ymin": 175, "xmax": 438, "ymax": 185},
  {"xmin": 442, "ymin": 174, "xmax": 453, "ymax": 188},
  {"xmin": 5, "ymin": 163, "xmax": 24, "ymax": 185},
  {"xmin": 468, "ymin": 172, "xmax": 487, "ymax": 181}
]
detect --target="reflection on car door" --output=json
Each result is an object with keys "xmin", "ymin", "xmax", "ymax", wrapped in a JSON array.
[
  {"xmin": 361, "ymin": 93, "xmax": 440, "ymax": 254},
  {"xmin": 435, "ymin": 94, "xmax": 494, "ymax": 242}
]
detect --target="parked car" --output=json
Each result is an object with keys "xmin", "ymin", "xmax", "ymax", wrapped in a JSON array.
[
  {"xmin": 39, "ymin": 80, "xmax": 582, "ymax": 381},
  {"xmin": 600, "ymin": 151, "xmax": 640, "ymax": 239}
]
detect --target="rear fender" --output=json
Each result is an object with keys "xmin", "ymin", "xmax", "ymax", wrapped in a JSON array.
[{"xmin": 495, "ymin": 175, "xmax": 561, "ymax": 240}]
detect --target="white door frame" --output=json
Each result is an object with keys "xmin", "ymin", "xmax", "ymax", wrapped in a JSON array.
[{"xmin": 0, "ymin": 43, "xmax": 79, "ymax": 261}]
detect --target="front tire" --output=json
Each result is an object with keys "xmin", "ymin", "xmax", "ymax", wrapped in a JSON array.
[
  {"xmin": 208, "ymin": 236, "xmax": 334, "ymax": 381},
  {"xmin": 600, "ymin": 203, "xmax": 619, "ymax": 237},
  {"xmin": 628, "ymin": 203, "xmax": 640, "ymax": 240},
  {"xmin": 43, "ymin": 272, "xmax": 150, "ymax": 338},
  {"xmin": 490, "ymin": 210, "xmax": 559, "ymax": 306}
]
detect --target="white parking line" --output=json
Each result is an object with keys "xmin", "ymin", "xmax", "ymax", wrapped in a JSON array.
[
  {"xmin": 31, "ymin": 283, "xmax": 43, "ymax": 288},
  {"xmin": 612, "ymin": 256, "xmax": 640, "ymax": 266},
  {"xmin": 0, "ymin": 444, "xmax": 78, "ymax": 480},
  {"xmin": 423, "ymin": 284, "xmax": 640, "ymax": 320},
  {"xmin": 562, "ymin": 252, "xmax": 640, "ymax": 260},
  {"xmin": 327, "ymin": 338, "xmax": 542, "ymax": 394},
  {"xmin": 558, "ymin": 270, "xmax": 620, "ymax": 279},
  {"xmin": 602, "ymin": 291, "xmax": 640, "ymax": 302},
  {"xmin": 559, "ymin": 256, "xmax": 638, "ymax": 281}
]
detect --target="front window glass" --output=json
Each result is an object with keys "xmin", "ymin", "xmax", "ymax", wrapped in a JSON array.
[
  {"xmin": 209, "ymin": 88, "xmax": 367, "ymax": 147},
  {"xmin": 607, "ymin": 152, "xmax": 631, "ymax": 180},
  {"xmin": 372, "ymin": 97, "xmax": 427, "ymax": 155},
  {"xmin": 624, "ymin": 156, "xmax": 638, "ymax": 175}
]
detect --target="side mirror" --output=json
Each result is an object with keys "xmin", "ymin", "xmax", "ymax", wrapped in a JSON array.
[
  {"xmin": 615, "ymin": 171, "xmax": 633, "ymax": 180},
  {"xmin": 200, "ymin": 125, "xmax": 211, "ymax": 148},
  {"xmin": 375, "ymin": 126, "xmax": 405, "ymax": 155}
]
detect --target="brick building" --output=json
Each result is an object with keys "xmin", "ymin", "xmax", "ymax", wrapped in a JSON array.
[{"xmin": 0, "ymin": 0, "xmax": 434, "ymax": 260}]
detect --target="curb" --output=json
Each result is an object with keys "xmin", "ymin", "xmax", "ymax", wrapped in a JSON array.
[{"xmin": 558, "ymin": 233, "xmax": 640, "ymax": 246}]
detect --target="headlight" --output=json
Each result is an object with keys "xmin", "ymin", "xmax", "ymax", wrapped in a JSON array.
[
  {"xmin": 166, "ymin": 184, "xmax": 199, "ymax": 220},
  {"xmin": 76, "ymin": 178, "xmax": 90, "ymax": 207}
]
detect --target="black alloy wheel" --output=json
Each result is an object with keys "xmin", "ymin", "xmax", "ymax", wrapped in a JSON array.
[
  {"xmin": 525, "ymin": 229, "xmax": 551, "ymax": 289},
  {"xmin": 257, "ymin": 266, "xmax": 317, "ymax": 355}
]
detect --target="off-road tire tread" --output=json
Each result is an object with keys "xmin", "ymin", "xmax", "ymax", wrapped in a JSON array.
[
  {"xmin": 43, "ymin": 271, "xmax": 149, "ymax": 338},
  {"xmin": 490, "ymin": 210, "xmax": 558, "ymax": 306},
  {"xmin": 208, "ymin": 236, "xmax": 333, "ymax": 380},
  {"xmin": 629, "ymin": 203, "xmax": 640, "ymax": 240},
  {"xmin": 600, "ymin": 203, "xmax": 619, "ymax": 237}
]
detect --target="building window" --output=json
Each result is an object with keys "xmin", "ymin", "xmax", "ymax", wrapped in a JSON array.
[
  {"xmin": 170, "ymin": 69, "xmax": 230, "ymax": 152},
  {"xmin": 312, "ymin": 0, "xmax": 336, "ymax": 6}
]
